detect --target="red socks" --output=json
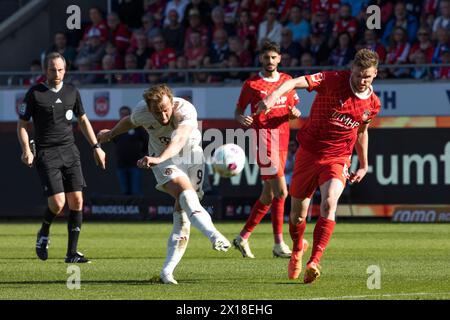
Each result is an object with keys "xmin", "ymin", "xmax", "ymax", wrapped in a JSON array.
[
  {"xmin": 309, "ymin": 216, "xmax": 336, "ymax": 265},
  {"xmin": 271, "ymin": 197, "xmax": 285, "ymax": 244},
  {"xmin": 289, "ymin": 219, "xmax": 306, "ymax": 252},
  {"xmin": 240, "ymin": 200, "xmax": 270, "ymax": 239}
]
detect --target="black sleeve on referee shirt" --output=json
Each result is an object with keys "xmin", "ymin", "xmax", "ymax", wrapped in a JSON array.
[
  {"xmin": 73, "ymin": 89, "xmax": 86, "ymax": 118},
  {"xmin": 18, "ymin": 89, "xmax": 34, "ymax": 121}
]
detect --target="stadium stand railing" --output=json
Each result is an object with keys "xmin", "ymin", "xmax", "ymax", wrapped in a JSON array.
[{"xmin": 1, "ymin": 64, "xmax": 450, "ymax": 86}]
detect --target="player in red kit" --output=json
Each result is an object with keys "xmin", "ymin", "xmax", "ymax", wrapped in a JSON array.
[
  {"xmin": 233, "ymin": 41, "xmax": 304, "ymax": 259},
  {"xmin": 258, "ymin": 49, "xmax": 381, "ymax": 283}
]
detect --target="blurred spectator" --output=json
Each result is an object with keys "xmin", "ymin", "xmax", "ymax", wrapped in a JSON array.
[
  {"xmin": 146, "ymin": 0, "xmax": 166, "ymax": 27},
  {"xmin": 113, "ymin": 106, "xmax": 148, "ymax": 196},
  {"xmin": 370, "ymin": 0, "xmax": 394, "ymax": 26},
  {"xmin": 114, "ymin": 0, "xmax": 144, "ymax": 29},
  {"xmin": 410, "ymin": 50, "xmax": 430, "ymax": 79},
  {"xmin": 116, "ymin": 54, "xmax": 144, "ymax": 84},
  {"xmin": 300, "ymin": 52, "xmax": 315, "ymax": 74},
  {"xmin": 280, "ymin": 28, "xmax": 301, "ymax": 67},
  {"xmin": 183, "ymin": 0, "xmax": 212, "ymax": 26},
  {"xmin": 310, "ymin": 9, "xmax": 333, "ymax": 36},
  {"xmin": 45, "ymin": 32, "xmax": 77, "ymax": 70},
  {"xmin": 257, "ymin": 7, "xmax": 282, "ymax": 47},
  {"xmin": 332, "ymin": 3, "xmax": 358, "ymax": 43},
  {"xmin": 23, "ymin": 60, "xmax": 46, "ymax": 86},
  {"xmin": 341, "ymin": 0, "xmax": 371, "ymax": 17},
  {"xmin": 185, "ymin": 31, "xmax": 208, "ymax": 68},
  {"xmin": 138, "ymin": 13, "xmax": 161, "ymax": 41},
  {"xmin": 184, "ymin": 8, "xmax": 210, "ymax": 50},
  {"xmin": 162, "ymin": 9, "xmax": 185, "ymax": 55},
  {"xmin": 382, "ymin": 2, "xmax": 419, "ymax": 45},
  {"xmin": 97, "ymin": 54, "xmax": 117, "ymax": 84},
  {"xmin": 82, "ymin": 7, "xmax": 108, "ymax": 44},
  {"xmin": 163, "ymin": 0, "xmax": 190, "ymax": 26},
  {"xmin": 286, "ymin": 5, "xmax": 311, "ymax": 45},
  {"xmin": 228, "ymin": 36, "xmax": 253, "ymax": 67},
  {"xmin": 236, "ymin": 10, "xmax": 258, "ymax": 52},
  {"xmin": 145, "ymin": 35, "xmax": 176, "ymax": 83},
  {"xmin": 76, "ymin": 28, "xmax": 106, "ymax": 70},
  {"xmin": 194, "ymin": 71, "xmax": 211, "ymax": 83},
  {"xmin": 70, "ymin": 58, "xmax": 97, "ymax": 85},
  {"xmin": 211, "ymin": 6, "xmax": 236, "ymax": 37},
  {"xmin": 358, "ymin": 29, "xmax": 387, "ymax": 63},
  {"xmin": 222, "ymin": 0, "xmax": 240, "ymax": 25},
  {"xmin": 223, "ymin": 53, "xmax": 247, "ymax": 83},
  {"xmin": 280, "ymin": 52, "xmax": 294, "ymax": 68},
  {"xmin": 311, "ymin": 0, "xmax": 340, "ymax": 20},
  {"xmin": 169, "ymin": 55, "xmax": 192, "ymax": 83},
  {"xmin": 409, "ymin": 28, "xmax": 435, "ymax": 63},
  {"xmin": 432, "ymin": 27, "xmax": 450, "ymax": 63},
  {"xmin": 432, "ymin": 0, "xmax": 450, "ymax": 36},
  {"xmin": 272, "ymin": 0, "xmax": 299, "ymax": 23},
  {"xmin": 105, "ymin": 42, "xmax": 125, "ymax": 69},
  {"xmin": 308, "ymin": 31, "xmax": 330, "ymax": 65},
  {"xmin": 329, "ymin": 32, "xmax": 356, "ymax": 66},
  {"xmin": 386, "ymin": 27, "xmax": 411, "ymax": 78},
  {"xmin": 434, "ymin": 47, "xmax": 450, "ymax": 78},
  {"xmin": 423, "ymin": 0, "xmax": 439, "ymax": 18},
  {"xmin": 203, "ymin": 29, "xmax": 230, "ymax": 68},
  {"xmin": 128, "ymin": 31, "xmax": 153, "ymax": 69},
  {"xmin": 106, "ymin": 12, "xmax": 131, "ymax": 54},
  {"xmin": 240, "ymin": 0, "xmax": 270, "ymax": 26},
  {"xmin": 404, "ymin": 0, "xmax": 423, "ymax": 19}
]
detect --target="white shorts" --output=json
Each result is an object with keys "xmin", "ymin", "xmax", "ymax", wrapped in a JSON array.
[{"xmin": 151, "ymin": 145, "xmax": 205, "ymax": 199}]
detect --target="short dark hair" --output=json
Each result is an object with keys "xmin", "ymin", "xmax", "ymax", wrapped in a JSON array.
[
  {"xmin": 119, "ymin": 106, "xmax": 131, "ymax": 113},
  {"xmin": 260, "ymin": 40, "xmax": 281, "ymax": 55},
  {"xmin": 44, "ymin": 52, "xmax": 66, "ymax": 70}
]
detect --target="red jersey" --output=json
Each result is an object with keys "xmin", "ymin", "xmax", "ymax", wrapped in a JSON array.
[
  {"xmin": 237, "ymin": 72, "xmax": 299, "ymax": 151},
  {"xmin": 149, "ymin": 48, "xmax": 176, "ymax": 69},
  {"xmin": 299, "ymin": 71, "xmax": 380, "ymax": 157}
]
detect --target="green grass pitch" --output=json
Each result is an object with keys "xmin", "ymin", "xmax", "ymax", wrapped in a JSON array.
[{"xmin": 0, "ymin": 221, "xmax": 449, "ymax": 300}]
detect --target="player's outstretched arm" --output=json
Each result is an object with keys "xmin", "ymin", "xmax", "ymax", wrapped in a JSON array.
[
  {"xmin": 257, "ymin": 76, "xmax": 309, "ymax": 114},
  {"xmin": 97, "ymin": 116, "xmax": 137, "ymax": 143},
  {"xmin": 78, "ymin": 114, "xmax": 106, "ymax": 170},
  {"xmin": 157, "ymin": 124, "xmax": 193, "ymax": 163},
  {"xmin": 350, "ymin": 123, "xmax": 369, "ymax": 184},
  {"xmin": 137, "ymin": 124, "xmax": 193, "ymax": 169},
  {"xmin": 17, "ymin": 119, "xmax": 34, "ymax": 167}
]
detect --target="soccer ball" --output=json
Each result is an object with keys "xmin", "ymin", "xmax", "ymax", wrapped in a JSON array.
[{"xmin": 211, "ymin": 144, "xmax": 246, "ymax": 177}]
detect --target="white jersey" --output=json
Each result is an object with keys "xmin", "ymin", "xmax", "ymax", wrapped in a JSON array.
[{"xmin": 130, "ymin": 97, "xmax": 202, "ymax": 157}]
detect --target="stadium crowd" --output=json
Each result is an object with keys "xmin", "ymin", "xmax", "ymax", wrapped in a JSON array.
[{"xmin": 25, "ymin": 0, "xmax": 450, "ymax": 86}]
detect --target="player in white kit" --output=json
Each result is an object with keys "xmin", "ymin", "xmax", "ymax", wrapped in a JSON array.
[{"xmin": 97, "ymin": 84, "xmax": 230, "ymax": 284}]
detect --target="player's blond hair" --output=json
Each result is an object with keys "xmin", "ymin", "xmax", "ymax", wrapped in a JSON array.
[
  {"xmin": 353, "ymin": 49, "xmax": 379, "ymax": 69},
  {"xmin": 143, "ymin": 84, "xmax": 174, "ymax": 110}
]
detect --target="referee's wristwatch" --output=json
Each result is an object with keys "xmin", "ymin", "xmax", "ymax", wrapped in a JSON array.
[{"xmin": 92, "ymin": 143, "xmax": 101, "ymax": 149}]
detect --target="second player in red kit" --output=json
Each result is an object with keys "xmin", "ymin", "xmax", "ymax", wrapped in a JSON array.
[
  {"xmin": 233, "ymin": 41, "xmax": 302, "ymax": 259},
  {"xmin": 260, "ymin": 49, "xmax": 381, "ymax": 283}
]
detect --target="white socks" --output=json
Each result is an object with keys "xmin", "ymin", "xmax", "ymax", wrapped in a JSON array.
[
  {"xmin": 161, "ymin": 210, "xmax": 190, "ymax": 276},
  {"xmin": 179, "ymin": 189, "xmax": 218, "ymax": 240}
]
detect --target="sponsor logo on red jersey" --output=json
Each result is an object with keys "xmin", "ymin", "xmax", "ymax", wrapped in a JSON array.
[{"xmin": 330, "ymin": 111, "xmax": 360, "ymax": 129}]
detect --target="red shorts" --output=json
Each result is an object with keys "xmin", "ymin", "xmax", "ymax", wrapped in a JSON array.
[
  {"xmin": 290, "ymin": 147, "xmax": 351, "ymax": 199},
  {"xmin": 258, "ymin": 150, "xmax": 288, "ymax": 181}
]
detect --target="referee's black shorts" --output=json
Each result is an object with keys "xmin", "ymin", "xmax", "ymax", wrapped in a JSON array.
[{"xmin": 35, "ymin": 144, "xmax": 86, "ymax": 197}]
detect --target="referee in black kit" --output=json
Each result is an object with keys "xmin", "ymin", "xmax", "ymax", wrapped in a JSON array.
[{"xmin": 17, "ymin": 52, "xmax": 106, "ymax": 263}]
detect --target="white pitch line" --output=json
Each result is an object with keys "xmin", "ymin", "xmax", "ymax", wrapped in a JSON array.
[{"xmin": 310, "ymin": 292, "xmax": 450, "ymax": 300}]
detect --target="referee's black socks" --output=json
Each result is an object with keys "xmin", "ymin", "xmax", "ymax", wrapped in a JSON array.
[
  {"xmin": 40, "ymin": 207, "xmax": 57, "ymax": 237},
  {"xmin": 67, "ymin": 210, "xmax": 82, "ymax": 256}
]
